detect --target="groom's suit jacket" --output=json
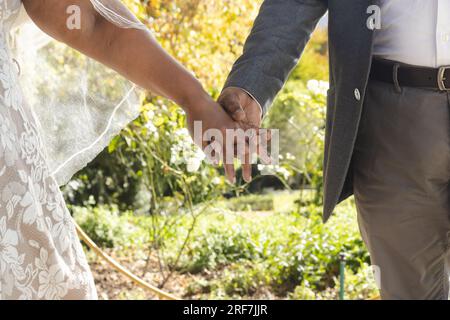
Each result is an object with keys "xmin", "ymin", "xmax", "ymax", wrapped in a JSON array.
[{"xmin": 225, "ymin": 0, "xmax": 379, "ymax": 222}]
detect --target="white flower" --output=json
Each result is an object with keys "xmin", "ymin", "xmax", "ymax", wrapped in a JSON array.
[
  {"xmin": 37, "ymin": 264, "xmax": 68, "ymax": 300},
  {"xmin": 20, "ymin": 129, "xmax": 39, "ymax": 165},
  {"xmin": 187, "ymin": 157, "xmax": 202, "ymax": 173},
  {"xmin": 0, "ymin": 54, "xmax": 22, "ymax": 110},
  {"xmin": 211, "ymin": 177, "xmax": 222, "ymax": 185},
  {"xmin": 20, "ymin": 178, "xmax": 45, "ymax": 231},
  {"xmin": 285, "ymin": 153, "xmax": 296, "ymax": 160},
  {"xmin": 2, "ymin": 181, "xmax": 26, "ymax": 219},
  {"xmin": 307, "ymin": 79, "xmax": 329, "ymax": 96},
  {"xmin": 258, "ymin": 164, "xmax": 291, "ymax": 180},
  {"xmin": 145, "ymin": 120, "xmax": 157, "ymax": 134},
  {"xmin": 0, "ymin": 113, "xmax": 19, "ymax": 166},
  {"xmin": 31, "ymin": 164, "xmax": 46, "ymax": 183},
  {"xmin": 49, "ymin": 201, "xmax": 73, "ymax": 253},
  {"xmin": 170, "ymin": 128, "xmax": 204, "ymax": 169},
  {"xmin": 174, "ymin": 128, "xmax": 190, "ymax": 137},
  {"xmin": 146, "ymin": 110, "xmax": 155, "ymax": 120},
  {"xmin": 0, "ymin": 114, "xmax": 15, "ymax": 150},
  {"xmin": 67, "ymin": 180, "xmax": 81, "ymax": 191},
  {"xmin": 276, "ymin": 167, "xmax": 291, "ymax": 180},
  {"xmin": 0, "ymin": 216, "xmax": 19, "ymax": 275}
]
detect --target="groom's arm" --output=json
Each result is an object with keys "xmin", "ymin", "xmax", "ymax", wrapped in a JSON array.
[{"xmin": 223, "ymin": 0, "xmax": 328, "ymax": 116}]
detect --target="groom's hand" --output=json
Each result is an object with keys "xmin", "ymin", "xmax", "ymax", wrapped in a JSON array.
[
  {"xmin": 218, "ymin": 87, "xmax": 263, "ymax": 182},
  {"xmin": 218, "ymin": 87, "xmax": 262, "ymax": 129}
]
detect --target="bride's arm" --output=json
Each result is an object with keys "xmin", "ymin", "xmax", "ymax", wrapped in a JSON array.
[
  {"xmin": 22, "ymin": 0, "xmax": 246, "ymax": 183},
  {"xmin": 22, "ymin": 0, "xmax": 205, "ymax": 109}
]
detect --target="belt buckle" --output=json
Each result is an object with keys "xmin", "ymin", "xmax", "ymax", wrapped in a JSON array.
[{"xmin": 437, "ymin": 66, "xmax": 450, "ymax": 91}]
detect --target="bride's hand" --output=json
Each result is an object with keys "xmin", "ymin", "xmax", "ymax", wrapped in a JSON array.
[{"xmin": 184, "ymin": 94, "xmax": 251, "ymax": 184}]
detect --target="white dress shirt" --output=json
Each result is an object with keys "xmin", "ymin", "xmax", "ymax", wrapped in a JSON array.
[{"xmin": 373, "ymin": 0, "xmax": 450, "ymax": 67}]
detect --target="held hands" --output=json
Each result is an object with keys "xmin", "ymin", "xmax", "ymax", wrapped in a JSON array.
[
  {"xmin": 184, "ymin": 92, "xmax": 263, "ymax": 184},
  {"xmin": 218, "ymin": 87, "xmax": 266, "ymax": 182},
  {"xmin": 184, "ymin": 94, "xmax": 245, "ymax": 183},
  {"xmin": 184, "ymin": 88, "xmax": 270, "ymax": 184}
]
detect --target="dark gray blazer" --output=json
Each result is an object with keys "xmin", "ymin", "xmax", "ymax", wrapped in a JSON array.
[{"xmin": 224, "ymin": 0, "xmax": 379, "ymax": 222}]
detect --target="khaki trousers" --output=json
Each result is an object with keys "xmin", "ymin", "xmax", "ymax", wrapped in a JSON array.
[{"xmin": 353, "ymin": 79, "xmax": 450, "ymax": 299}]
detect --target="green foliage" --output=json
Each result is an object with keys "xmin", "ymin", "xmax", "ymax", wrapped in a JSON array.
[
  {"xmin": 139, "ymin": 0, "xmax": 262, "ymax": 91},
  {"xmin": 73, "ymin": 206, "xmax": 146, "ymax": 249},
  {"xmin": 185, "ymin": 199, "xmax": 374, "ymax": 299},
  {"xmin": 74, "ymin": 194, "xmax": 376, "ymax": 299},
  {"xmin": 197, "ymin": 261, "xmax": 271, "ymax": 298},
  {"xmin": 170, "ymin": 197, "xmax": 371, "ymax": 298},
  {"xmin": 260, "ymin": 30, "xmax": 329, "ymax": 203},
  {"xmin": 114, "ymin": 101, "xmax": 230, "ymax": 210},
  {"xmin": 180, "ymin": 222, "xmax": 261, "ymax": 273},
  {"xmin": 264, "ymin": 78, "xmax": 327, "ymax": 204},
  {"xmin": 289, "ymin": 263, "xmax": 379, "ymax": 300},
  {"xmin": 226, "ymin": 194, "xmax": 274, "ymax": 212},
  {"xmin": 290, "ymin": 29, "xmax": 329, "ymax": 82}
]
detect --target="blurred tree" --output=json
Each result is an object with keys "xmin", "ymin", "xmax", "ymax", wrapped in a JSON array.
[{"xmin": 290, "ymin": 28, "xmax": 329, "ymax": 82}]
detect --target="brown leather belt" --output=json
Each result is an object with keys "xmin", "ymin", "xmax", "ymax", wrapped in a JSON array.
[{"xmin": 370, "ymin": 58, "xmax": 450, "ymax": 91}]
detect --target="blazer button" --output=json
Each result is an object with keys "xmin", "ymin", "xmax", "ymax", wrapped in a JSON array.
[{"xmin": 354, "ymin": 88, "xmax": 361, "ymax": 101}]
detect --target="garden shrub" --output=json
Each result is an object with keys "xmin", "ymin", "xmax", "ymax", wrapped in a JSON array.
[
  {"xmin": 226, "ymin": 194, "xmax": 274, "ymax": 212},
  {"xmin": 176, "ymin": 200, "xmax": 372, "ymax": 298},
  {"xmin": 73, "ymin": 205, "xmax": 145, "ymax": 249}
]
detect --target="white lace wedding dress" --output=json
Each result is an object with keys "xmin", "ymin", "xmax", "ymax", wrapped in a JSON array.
[{"xmin": 0, "ymin": 0, "xmax": 97, "ymax": 299}]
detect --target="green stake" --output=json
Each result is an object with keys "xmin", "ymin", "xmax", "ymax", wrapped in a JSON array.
[{"xmin": 339, "ymin": 252, "xmax": 346, "ymax": 300}]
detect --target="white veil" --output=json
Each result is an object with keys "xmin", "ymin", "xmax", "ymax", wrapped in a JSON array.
[{"xmin": 12, "ymin": 0, "xmax": 148, "ymax": 186}]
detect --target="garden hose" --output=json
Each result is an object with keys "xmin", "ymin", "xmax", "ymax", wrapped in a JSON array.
[
  {"xmin": 340, "ymin": 252, "xmax": 381, "ymax": 300},
  {"xmin": 74, "ymin": 219, "xmax": 180, "ymax": 300}
]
